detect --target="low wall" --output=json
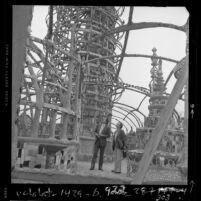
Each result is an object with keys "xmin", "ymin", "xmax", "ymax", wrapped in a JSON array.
[{"xmin": 15, "ymin": 137, "xmax": 80, "ymax": 174}]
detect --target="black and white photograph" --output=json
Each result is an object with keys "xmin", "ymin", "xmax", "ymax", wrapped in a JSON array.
[
  {"xmin": 11, "ymin": 5, "xmax": 189, "ymax": 184},
  {"xmin": 2, "ymin": 3, "xmax": 200, "ymax": 200}
]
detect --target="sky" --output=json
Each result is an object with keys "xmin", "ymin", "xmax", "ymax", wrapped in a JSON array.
[{"xmin": 30, "ymin": 6, "xmax": 189, "ymax": 132}]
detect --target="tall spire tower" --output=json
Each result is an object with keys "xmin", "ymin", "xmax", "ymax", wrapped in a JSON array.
[{"xmin": 127, "ymin": 48, "xmax": 185, "ymax": 182}]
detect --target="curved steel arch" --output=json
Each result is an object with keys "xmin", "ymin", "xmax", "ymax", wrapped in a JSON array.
[
  {"xmin": 103, "ymin": 21, "xmax": 186, "ymax": 36},
  {"xmin": 114, "ymin": 105, "xmax": 142, "ymax": 128},
  {"xmin": 120, "ymin": 106, "xmax": 143, "ymax": 128},
  {"xmin": 137, "ymin": 95, "xmax": 149, "ymax": 111},
  {"xmin": 114, "ymin": 104, "xmax": 144, "ymax": 127},
  {"xmin": 112, "ymin": 115, "xmax": 132, "ymax": 130},
  {"xmin": 114, "ymin": 102, "xmax": 146, "ymax": 118},
  {"xmin": 173, "ymin": 108, "xmax": 181, "ymax": 125},
  {"xmin": 122, "ymin": 87, "xmax": 149, "ymax": 96},
  {"xmin": 123, "ymin": 94, "xmax": 148, "ymax": 122},
  {"xmin": 164, "ymin": 57, "xmax": 186, "ymax": 90},
  {"xmin": 112, "ymin": 108, "xmax": 137, "ymax": 129},
  {"xmin": 91, "ymin": 20, "xmax": 187, "ymax": 46},
  {"xmin": 83, "ymin": 53, "xmax": 179, "ymax": 66}
]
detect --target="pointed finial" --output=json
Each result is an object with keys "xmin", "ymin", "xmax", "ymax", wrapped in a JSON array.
[
  {"xmin": 151, "ymin": 47, "xmax": 158, "ymax": 66},
  {"xmin": 152, "ymin": 47, "xmax": 157, "ymax": 53}
]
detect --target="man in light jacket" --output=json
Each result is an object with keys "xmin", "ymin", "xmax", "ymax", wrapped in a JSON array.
[{"xmin": 112, "ymin": 121, "xmax": 127, "ymax": 173}]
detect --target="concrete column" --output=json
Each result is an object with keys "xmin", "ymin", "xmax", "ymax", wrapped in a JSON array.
[{"xmin": 12, "ymin": 6, "xmax": 33, "ymax": 168}]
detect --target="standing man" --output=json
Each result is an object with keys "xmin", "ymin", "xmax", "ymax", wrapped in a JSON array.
[
  {"xmin": 112, "ymin": 121, "xmax": 127, "ymax": 173},
  {"xmin": 90, "ymin": 117, "xmax": 111, "ymax": 170}
]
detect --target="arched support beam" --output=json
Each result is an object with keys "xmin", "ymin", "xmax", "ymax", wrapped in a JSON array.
[
  {"xmin": 137, "ymin": 95, "xmax": 148, "ymax": 111},
  {"xmin": 164, "ymin": 57, "xmax": 186, "ymax": 88},
  {"xmin": 94, "ymin": 20, "xmax": 187, "ymax": 42},
  {"xmin": 112, "ymin": 115, "xmax": 132, "ymax": 130},
  {"xmin": 114, "ymin": 102, "xmax": 146, "ymax": 118},
  {"xmin": 83, "ymin": 53, "xmax": 179, "ymax": 65},
  {"xmin": 114, "ymin": 105, "xmax": 142, "ymax": 128},
  {"xmin": 124, "ymin": 94, "xmax": 148, "ymax": 121},
  {"xmin": 112, "ymin": 108, "xmax": 137, "ymax": 129},
  {"xmin": 173, "ymin": 108, "xmax": 181, "ymax": 125}
]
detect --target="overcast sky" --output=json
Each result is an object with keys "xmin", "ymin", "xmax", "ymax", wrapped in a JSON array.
[{"xmin": 31, "ymin": 6, "xmax": 189, "ymax": 132}]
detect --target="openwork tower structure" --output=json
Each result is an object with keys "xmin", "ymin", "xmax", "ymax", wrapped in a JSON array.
[
  {"xmin": 12, "ymin": 6, "xmax": 189, "ymax": 183},
  {"xmin": 46, "ymin": 6, "xmax": 124, "ymax": 137}
]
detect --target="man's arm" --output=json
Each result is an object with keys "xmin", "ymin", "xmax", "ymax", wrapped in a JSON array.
[
  {"xmin": 94, "ymin": 125, "xmax": 100, "ymax": 137},
  {"xmin": 106, "ymin": 127, "xmax": 111, "ymax": 138},
  {"xmin": 121, "ymin": 130, "xmax": 127, "ymax": 149}
]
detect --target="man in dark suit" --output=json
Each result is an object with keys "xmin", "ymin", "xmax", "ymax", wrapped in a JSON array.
[{"xmin": 90, "ymin": 117, "xmax": 111, "ymax": 170}]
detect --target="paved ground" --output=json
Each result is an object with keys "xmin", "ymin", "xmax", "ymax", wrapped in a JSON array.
[
  {"xmin": 12, "ymin": 159, "xmax": 132, "ymax": 184},
  {"xmin": 12, "ymin": 159, "xmax": 187, "ymax": 184},
  {"xmin": 77, "ymin": 159, "xmax": 128, "ymax": 176}
]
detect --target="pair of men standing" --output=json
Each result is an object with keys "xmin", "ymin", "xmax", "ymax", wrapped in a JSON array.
[{"xmin": 90, "ymin": 118, "xmax": 127, "ymax": 173}]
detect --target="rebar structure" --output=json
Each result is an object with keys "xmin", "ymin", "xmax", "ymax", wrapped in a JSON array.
[
  {"xmin": 13, "ymin": 6, "xmax": 189, "ymax": 183},
  {"xmin": 23, "ymin": 6, "xmax": 125, "ymax": 140}
]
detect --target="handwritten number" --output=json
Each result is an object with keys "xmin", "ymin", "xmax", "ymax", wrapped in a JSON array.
[
  {"xmin": 61, "ymin": 189, "xmax": 70, "ymax": 197},
  {"xmin": 77, "ymin": 190, "xmax": 82, "ymax": 198},
  {"xmin": 92, "ymin": 188, "xmax": 100, "ymax": 197},
  {"xmin": 141, "ymin": 187, "xmax": 146, "ymax": 195},
  {"xmin": 111, "ymin": 185, "xmax": 118, "ymax": 194},
  {"xmin": 120, "ymin": 185, "xmax": 126, "ymax": 192},
  {"xmin": 157, "ymin": 194, "xmax": 170, "ymax": 201},
  {"xmin": 105, "ymin": 185, "xmax": 127, "ymax": 196},
  {"xmin": 72, "ymin": 190, "xmax": 82, "ymax": 197},
  {"xmin": 133, "ymin": 188, "xmax": 139, "ymax": 194},
  {"xmin": 105, "ymin": 187, "xmax": 111, "ymax": 196},
  {"xmin": 189, "ymin": 180, "xmax": 195, "ymax": 193}
]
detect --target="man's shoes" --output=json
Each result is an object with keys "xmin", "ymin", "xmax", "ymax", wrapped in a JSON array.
[
  {"xmin": 111, "ymin": 170, "xmax": 121, "ymax": 173},
  {"xmin": 98, "ymin": 168, "xmax": 103, "ymax": 171},
  {"xmin": 90, "ymin": 167, "xmax": 94, "ymax": 170}
]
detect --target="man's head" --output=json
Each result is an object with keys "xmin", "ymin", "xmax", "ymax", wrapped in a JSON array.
[
  {"xmin": 116, "ymin": 121, "xmax": 123, "ymax": 129},
  {"xmin": 105, "ymin": 114, "xmax": 112, "ymax": 124}
]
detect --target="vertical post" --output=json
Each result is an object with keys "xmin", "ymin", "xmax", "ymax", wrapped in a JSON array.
[
  {"xmin": 12, "ymin": 6, "xmax": 33, "ymax": 167},
  {"xmin": 31, "ymin": 5, "xmax": 54, "ymax": 138},
  {"xmin": 73, "ymin": 55, "xmax": 82, "ymax": 140},
  {"xmin": 49, "ymin": 110, "xmax": 57, "ymax": 138},
  {"xmin": 31, "ymin": 87, "xmax": 43, "ymax": 138},
  {"xmin": 41, "ymin": 94, "xmax": 50, "ymax": 136},
  {"xmin": 61, "ymin": 25, "xmax": 76, "ymax": 140}
]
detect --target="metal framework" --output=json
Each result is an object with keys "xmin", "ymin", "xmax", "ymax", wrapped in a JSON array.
[{"xmin": 15, "ymin": 6, "xmax": 188, "ymax": 183}]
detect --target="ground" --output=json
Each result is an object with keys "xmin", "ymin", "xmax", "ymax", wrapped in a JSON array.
[{"xmin": 12, "ymin": 159, "xmax": 186, "ymax": 184}]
